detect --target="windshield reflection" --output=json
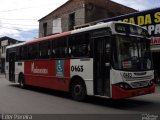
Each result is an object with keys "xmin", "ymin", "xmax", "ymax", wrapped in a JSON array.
[{"xmin": 113, "ymin": 35, "xmax": 152, "ymax": 71}]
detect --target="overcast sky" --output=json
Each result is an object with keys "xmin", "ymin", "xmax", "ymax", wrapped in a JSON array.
[{"xmin": 0, "ymin": 0, "xmax": 160, "ymax": 41}]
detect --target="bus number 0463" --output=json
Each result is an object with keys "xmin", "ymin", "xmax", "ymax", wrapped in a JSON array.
[{"xmin": 71, "ymin": 65, "xmax": 84, "ymax": 72}]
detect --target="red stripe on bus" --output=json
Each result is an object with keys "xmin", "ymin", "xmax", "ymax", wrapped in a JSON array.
[
  {"xmin": 26, "ymin": 31, "xmax": 71, "ymax": 44},
  {"xmin": 112, "ymin": 84, "xmax": 155, "ymax": 99}
]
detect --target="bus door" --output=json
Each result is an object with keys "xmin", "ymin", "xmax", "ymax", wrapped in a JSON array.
[
  {"xmin": 93, "ymin": 37, "xmax": 111, "ymax": 97},
  {"xmin": 9, "ymin": 52, "xmax": 16, "ymax": 82}
]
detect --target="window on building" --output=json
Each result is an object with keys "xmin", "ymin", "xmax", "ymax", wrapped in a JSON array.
[
  {"xmin": 43, "ymin": 22, "xmax": 48, "ymax": 37},
  {"xmin": 52, "ymin": 18, "xmax": 62, "ymax": 34},
  {"xmin": 69, "ymin": 13, "xmax": 75, "ymax": 30}
]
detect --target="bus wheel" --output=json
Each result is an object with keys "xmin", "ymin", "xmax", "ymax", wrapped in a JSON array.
[
  {"xmin": 19, "ymin": 74, "xmax": 25, "ymax": 88},
  {"xmin": 71, "ymin": 80, "xmax": 86, "ymax": 101}
]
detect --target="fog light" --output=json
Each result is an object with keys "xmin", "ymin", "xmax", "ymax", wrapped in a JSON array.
[{"xmin": 116, "ymin": 82, "xmax": 131, "ymax": 90}]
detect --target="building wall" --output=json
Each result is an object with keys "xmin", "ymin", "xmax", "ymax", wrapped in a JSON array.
[
  {"xmin": 39, "ymin": 19, "xmax": 53, "ymax": 37},
  {"xmin": 39, "ymin": 6, "xmax": 85, "ymax": 37},
  {"xmin": 74, "ymin": 7, "xmax": 85, "ymax": 26},
  {"xmin": 61, "ymin": 14, "xmax": 69, "ymax": 32},
  {"xmin": 39, "ymin": 0, "xmax": 137, "ymax": 37},
  {"xmin": 85, "ymin": 4, "xmax": 107, "ymax": 23}
]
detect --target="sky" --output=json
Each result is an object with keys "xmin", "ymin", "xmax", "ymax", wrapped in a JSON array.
[{"xmin": 0, "ymin": 0, "xmax": 160, "ymax": 41}]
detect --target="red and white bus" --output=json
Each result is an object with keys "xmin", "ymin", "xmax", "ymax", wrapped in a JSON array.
[{"xmin": 5, "ymin": 21, "xmax": 155, "ymax": 101}]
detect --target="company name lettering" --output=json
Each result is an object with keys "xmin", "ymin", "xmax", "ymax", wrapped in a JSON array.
[
  {"xmin": 151, "ymin": 37, "xmax": 160, "ymax": 45},
  {"xmin": 117, "ymin": 12, "xmax": 160, "ymax": 35},
  {"xmin": 31, "ymin": 63, "xmax": 48, "ymax": 74}
]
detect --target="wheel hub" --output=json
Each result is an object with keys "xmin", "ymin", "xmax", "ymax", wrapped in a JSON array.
[{"xmin": 74, "ymin": 85, "xmax": 82, "ymax": 95}]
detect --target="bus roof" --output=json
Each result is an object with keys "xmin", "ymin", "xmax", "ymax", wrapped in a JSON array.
[
  {"xmin": 72, "ymin": 21, "xmax": 147, "ymax": 34},
  {"xmin": 26, "ymin": 31, "xmax": 71, "ymax": 44}
]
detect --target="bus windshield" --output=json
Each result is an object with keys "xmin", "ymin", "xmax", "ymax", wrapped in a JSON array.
[{"xmin": 113, "ymin": 35, "xmax": 153, "ymax": 71}]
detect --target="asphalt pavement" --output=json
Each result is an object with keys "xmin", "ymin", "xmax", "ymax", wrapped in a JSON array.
[{"xmin": 0, "ymin": 73, "xmax": 160, "ymax": 120}]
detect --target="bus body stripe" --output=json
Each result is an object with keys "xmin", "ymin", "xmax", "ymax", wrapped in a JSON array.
[{"xmin": 26, "ymin": 31, "xmax": 71, "ymax": 44}]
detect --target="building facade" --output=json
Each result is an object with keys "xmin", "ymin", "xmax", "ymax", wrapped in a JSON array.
[
  {"xmin": 39, "ymin": 0, "xmax": 137, "ymax": 37},
  {"xmin": 0, "ymin": 36, "xmax": 22, "ymax": 73}
]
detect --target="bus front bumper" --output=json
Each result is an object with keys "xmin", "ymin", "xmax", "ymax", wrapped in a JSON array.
[{"xmin": 112, "ymin": 84, "xmax": 155, "ymax": 99}]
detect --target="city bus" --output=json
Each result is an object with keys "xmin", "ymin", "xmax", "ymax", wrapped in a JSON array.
[{"xmin": 5, "ymin": 21, "xmax": 155, "ymax": 101}]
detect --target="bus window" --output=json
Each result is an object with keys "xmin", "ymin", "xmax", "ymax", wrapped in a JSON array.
[
  {"xmin": 21, "ymin": 45, "xmax": 28, "ymax": 60},
  {"xmin": 113, "ymin": 35, "xmax": 152, "ymax": 70},
  {"xmin": 39, "ymin": 41, "xmax": 50, "ymax": 59},
  {"xmin": 70, "ymin": 44, "xmax": 89, "ymax": 57},
  {"xmin": 69, "ymin": 33, "xmax": 90, "ymax": 58},
  {"xmin": 51, "ymin": 38, "xmax": 67, "ymax": 58},
  {"xmin": 28, "ymin": 43, "xmax": 39, "ymax": 60},
  {"xmin": 16, "ymin": 47, "xmax": 21, "ymax": 61},
  {"xmin": 19, "ymin": 47, "xmax": 22, "ymax": 60}
]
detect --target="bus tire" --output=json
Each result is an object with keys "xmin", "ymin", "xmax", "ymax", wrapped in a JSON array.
[
  {"xmin": 70, "ymin": 79, "xmax": 86, "ymax": 101},
  {"xmin": 19, "ymin": 74, "xmax": 26, "ymax": 88}
]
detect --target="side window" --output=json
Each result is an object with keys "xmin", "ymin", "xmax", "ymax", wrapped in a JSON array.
[
  {"xmin": 51, "ymin": 38, "xmax": 67, "ymax": 58},
  {"xmin": 19, "ymin": 47, "xmax": 22, "ymax": 60},
  {"xmin": 15, "ymin": 47, "xmax": 19, "ymax": 61},
  {"xmin": 21, "ymin": 45, "xmax": 28, "ymax": 60},
  {"xmin": 68, "ymin": 33, "xmax": 90, "ymax": 58},
  {"xmin": 28, "ymin": 43, "xmax": 39, "ymax": 60},
  {"xmin": 39, "ymin": 41, "xmax": 50, "ymax": 59},
  {"xmin": 17, "ymin": 47, "xmax": 23, "ymax": 61}
]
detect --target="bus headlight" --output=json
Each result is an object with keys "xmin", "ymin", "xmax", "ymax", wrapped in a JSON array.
[{"xmin": 116, "ymin": 82, "xmax": 131, "ymax": 90}]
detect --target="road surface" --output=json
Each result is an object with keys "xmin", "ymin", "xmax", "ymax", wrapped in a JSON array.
[{"xmin": 0, "ymin": 74, "xmax": 160, "ymax": 120}]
